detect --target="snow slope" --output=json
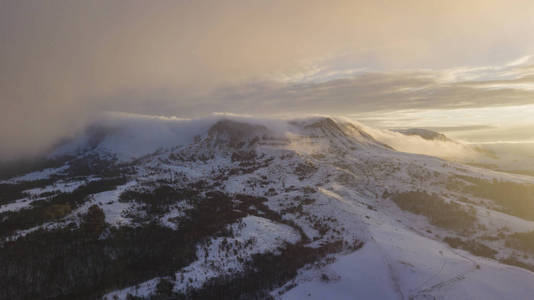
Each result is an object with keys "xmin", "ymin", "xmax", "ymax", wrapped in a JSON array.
[{"xmin": 3, "ymin": 115, "xmax": 534, "ymax": 300}]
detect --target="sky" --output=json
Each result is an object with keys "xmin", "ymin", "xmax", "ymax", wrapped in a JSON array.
[{"xmin": 1, "ymin": 0, "xmax": 534, "ymax": 159}]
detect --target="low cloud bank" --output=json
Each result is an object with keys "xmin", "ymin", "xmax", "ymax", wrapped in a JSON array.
[
  {"xmin": 3, "ymin": 112, "xmax": 533, "ymax": 175},
  {"xmin": 352, "ymin": 120, "xmax": 534, "ymax": 172},
  {"xmin": 359, "ymin": 124, "xmax": 480, "ymax": 160}
]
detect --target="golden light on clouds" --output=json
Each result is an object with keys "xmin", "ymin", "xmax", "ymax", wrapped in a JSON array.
[{"xmin": 1, "ymin": 0, "xmax": 534, "ymax": 158}]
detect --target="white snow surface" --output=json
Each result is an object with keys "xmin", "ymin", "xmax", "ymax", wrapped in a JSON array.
[
  {"xmin": 99, "ymin": 116, "xmax": 534, "ymax": 300},
  {"xmin": 74, "ymin": 181, "xmax": 137, "ymax": 226},
  {"xmin": 280, "ymin": 221, "xmax": 534, "ymax": 300},
  {"xmin": 5, "ymin": 115, "xmax": 534, "ymax": 299},
  {"xmin": 2, "ymin": 165, "xmax": 68, "ymax": 183},
  {"xmin": 104, "ymin": 215, "xmax": 301, "ymax": 299}
]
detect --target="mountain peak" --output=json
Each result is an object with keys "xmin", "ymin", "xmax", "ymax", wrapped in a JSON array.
[
  {"xmin": 290, "ymin": 117, "xmax": 347, "ymax": 137},
  {"xmin": 304, "ymin": 117, "xmax": 339, "ymax": 129},
  {"xmin": 207, "ymin": 119, "xmax": 271, "ymax": 149}
]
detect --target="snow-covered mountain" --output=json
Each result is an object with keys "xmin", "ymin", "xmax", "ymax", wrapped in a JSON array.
[{"xmin": 2, "ymin": 116, "xmax": 534, "ymax": 300}]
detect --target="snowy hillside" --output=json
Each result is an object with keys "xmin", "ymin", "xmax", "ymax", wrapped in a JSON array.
[{"xmin": 1, "ymin": 115, "xmax": 534, "ymax": 300}]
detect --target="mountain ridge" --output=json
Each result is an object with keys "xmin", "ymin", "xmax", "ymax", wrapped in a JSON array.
[{"xmin": 1, "ymin": 116, "xmax": 534, "ymax": 299}]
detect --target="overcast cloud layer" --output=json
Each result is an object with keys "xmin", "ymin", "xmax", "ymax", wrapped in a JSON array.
[{"xmin": 2, "ymin": 0, "xmax": 534, "ymax": 159}]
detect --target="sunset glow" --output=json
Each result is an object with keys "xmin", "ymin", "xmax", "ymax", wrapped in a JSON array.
[{"xmin": 2, "ymin": 2, "xmax": 534, "ymax": 299}]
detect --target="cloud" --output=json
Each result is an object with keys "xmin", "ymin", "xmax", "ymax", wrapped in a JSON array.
[
  {"xmin": 348, "ymin": 120, "xmax": 534, "ymax": 172},
  {"xmin": 2, "ymin": 0, "xmax": 534, "ymax": 159},
  {"xmin": 347, "ymin": 122, "xmax": 480, "ymax": 160},
  {"xmin": 170, "ymin": 66, "xmax": 534, "ymax": 117}
]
